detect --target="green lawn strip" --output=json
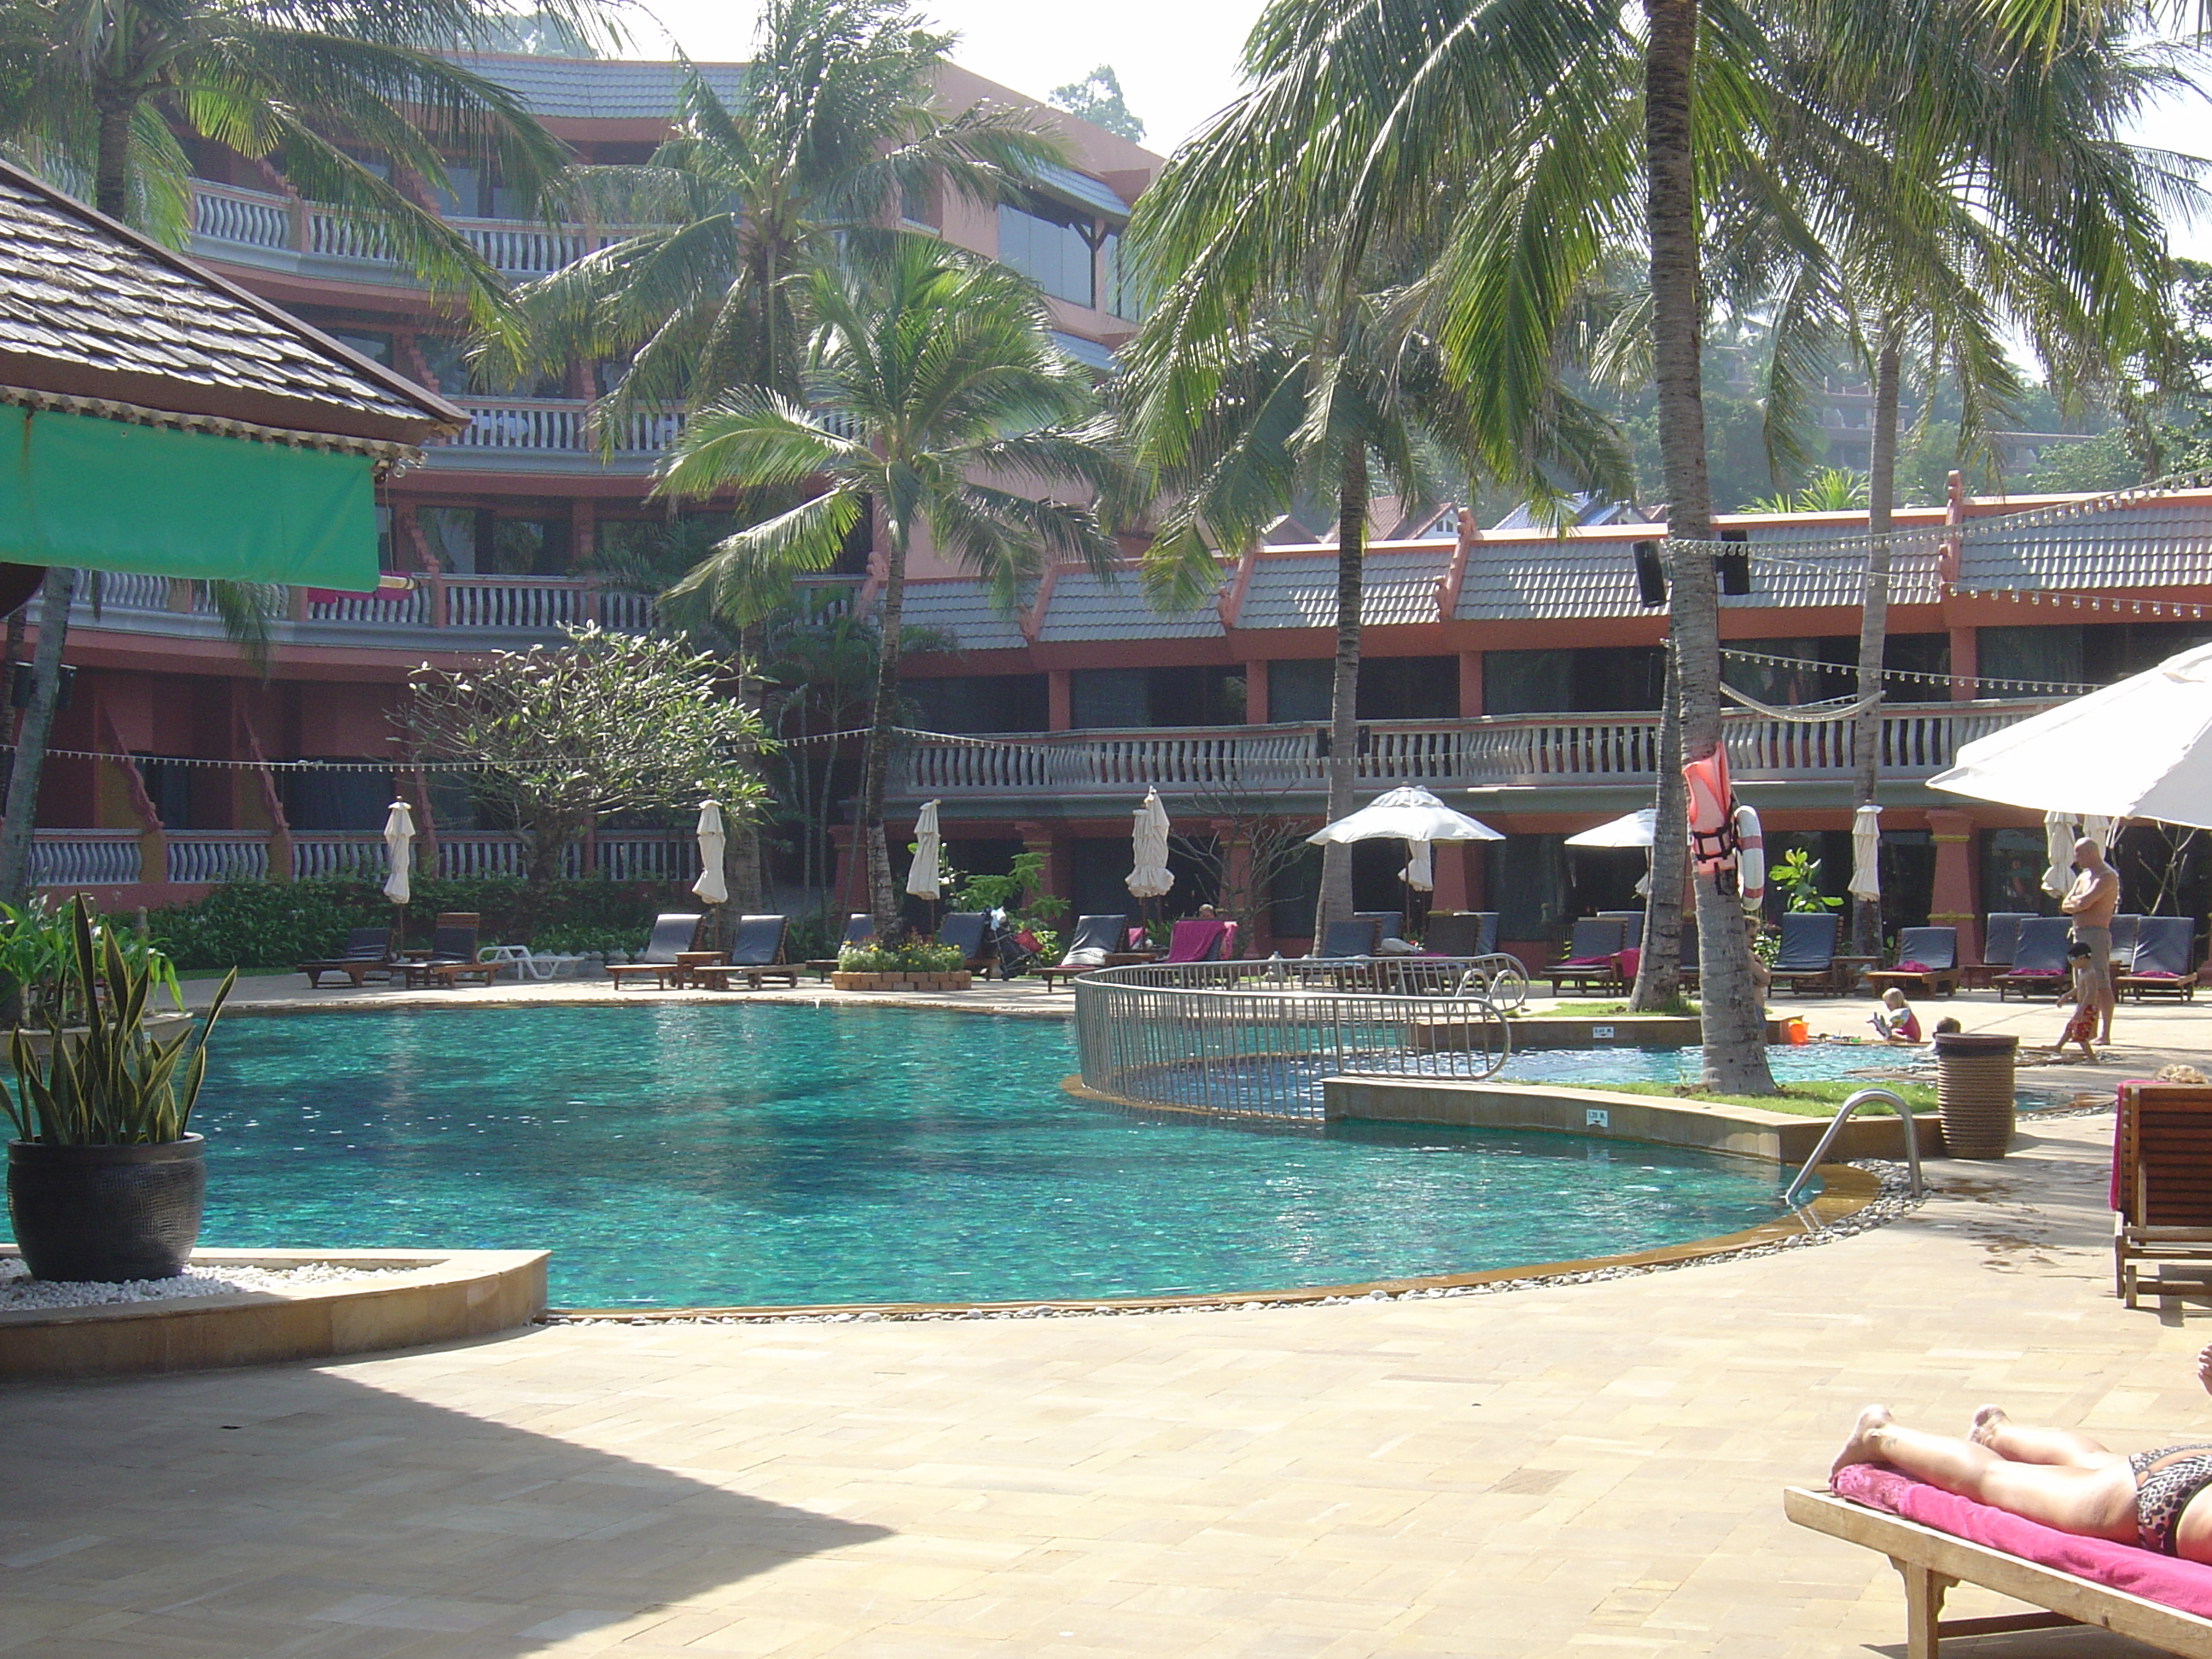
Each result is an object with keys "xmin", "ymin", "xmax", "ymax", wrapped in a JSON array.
[
  {"xmin": 1533, "ymin": 1000, "xmax": 1700, "ymax": 1019},
  {"xmin": 1537, "ymin": 1076, "xmax": 1936, "ymax": 1117}
]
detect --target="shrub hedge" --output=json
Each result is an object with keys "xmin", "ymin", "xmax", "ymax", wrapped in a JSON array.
[{"xmin": 143, "ymin": 877, "xmax": 685, "ymax": 969}]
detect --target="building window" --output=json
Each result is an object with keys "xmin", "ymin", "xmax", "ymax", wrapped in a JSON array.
[
  {"xmin": 1976, "ymin": 626, "xmax": 2083, "ymax": 691},
  {"xmin": 1981, "ymin": 827, "xmax": 2050, "ymax": 917},
  {"xmin": 1483, "ymin": 647, "xmax": 1664, "ymax": 715},
  {"xmin": 1359, "ymin": 655, "xmax": 1458, "ymax": 720},
  {"xmin": 328, "ymin": 329, "xmax": 393, "ymax": 366},
  {"xmin": 1268, "ymin": 660, "xmax": 1332, "ymax": 724},
  {"xmin": 131, "ymin": 757, "xmax": 195, "ymax": 830},
  {"xmin": 416, "ymin": 334, "xmax": 474, "ymax": 395},
  {"xmin": 998, "ymin": 198, "xmax": 1095, "ymax": 307},
  {"xmin": 904, "ymin": 675, "xmax": 1049, "ymax": 734},
  {"xmin": 416, "ymin": 508, "xmax": 569, "ymax": 576},
  {"xmin": 282, "ymin": 764, "xmax": 393, "ymax": 831},
  {"xmin": 1070, "ymin": 667, "xmax": 1243, "ymax": 729},
  {"xmin": 1722, "ymin": 637, "xmax": 1857, "ymax": 704},
  {"xmin": 1487, "ymin": 835, "xmax": 1569, "ymax": 945},
  {"xmin": 417, "ymin": 505, "xmax": 478, "ymax": 573},
  {"xmin": 1099, "ymin": 230, "xmax": 1143, "ymax": 321},
  {"xmin": 899, "ymin": 179, "xmax": 938, "ymax": 229}
]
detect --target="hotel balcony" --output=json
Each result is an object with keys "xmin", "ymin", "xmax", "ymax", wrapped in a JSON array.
[
  {"xmin": 191, "ymin": 179, "xmax": 608, "ymax": 283},
  {"xmin": 892, "ymin": 700, "xmax": 2053, "ymax": 817},
  {"xmin": 69, "ymin": 570, "xmax": 655, "ymax": 653}
]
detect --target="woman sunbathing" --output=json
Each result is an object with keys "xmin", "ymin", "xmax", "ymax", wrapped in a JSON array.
[{"xmin": 1837, "ymin": 1351, "xmax": 2212, "ymax": 1562}]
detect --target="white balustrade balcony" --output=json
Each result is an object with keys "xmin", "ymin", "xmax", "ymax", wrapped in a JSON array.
[
  {"xmin": 191, "ymin": 181, "xmax": 623, "ymax": 281},
  {"xmin": 892, "ymin": 701, "xmax": 2051, "ymax": 803},
  {"xmin": 28, "ymin": 831, "xmax": 696, "ymax": 889}
]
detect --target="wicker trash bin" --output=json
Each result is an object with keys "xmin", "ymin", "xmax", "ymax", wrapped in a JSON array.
[{"xmin": 1935, "ymin": 1031, "xmax": 2019, "ymax": 1159}]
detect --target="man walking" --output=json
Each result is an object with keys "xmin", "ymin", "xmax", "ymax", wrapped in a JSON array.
[{"xmin": 2061, "ymin": 835, "xmax": 2120, "ymax": 1045}]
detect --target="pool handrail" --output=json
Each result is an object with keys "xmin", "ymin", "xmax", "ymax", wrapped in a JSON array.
[{"xmin": 1782, "ymin": 1086, "xmax": 1922, "ymax": 1208}]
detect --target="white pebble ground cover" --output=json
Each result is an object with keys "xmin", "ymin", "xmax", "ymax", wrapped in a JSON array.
[{"xmin": 0, "ymin": 1257, "xmax": 413, "ymax": 1310}]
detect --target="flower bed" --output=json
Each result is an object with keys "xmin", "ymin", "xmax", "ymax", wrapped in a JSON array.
[{"xmin": 830, "ymin": 970, "xmax": 973, "ymax": 992}]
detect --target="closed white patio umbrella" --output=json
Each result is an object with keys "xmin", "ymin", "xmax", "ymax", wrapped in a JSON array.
[
  {"xmin": 1931, "ymin": 642, "xmax": 2212, "ymax": 831},
  {"xmin": 2041, "ymin": 810, "xmax": 2075, "ymax": 899},
  {"xmin": 1849, "ymin": 804, "xmax": 1882, "ymax": 902},
  {"xmin": 906, "ymin": 800, "xmax": 944, "ymax": 899},
  {"xmin": 381, "ymin": 799, "xmax": 416, "ymax": 906},
  {"xmin": 1401, "ymin": 837, "xmax": 1434, "ymax": 892},
  {"xmin": 1127, "ymin": 788, "xmax": 1174, "ymax": 899},
  {"xmin": 1565, "ymin": 808, "xmax": 1656, "ymax": 847},
  {"xmin": 691, "ymin": 800, "xmax": 729, "ymax": 905}
]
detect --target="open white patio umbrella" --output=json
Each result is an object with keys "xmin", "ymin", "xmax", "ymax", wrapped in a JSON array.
[
  {"xmin": 1931, "ymin": 642, "xmax": 2212, "ymax": 830},
  {"xmin": 1565, "ymin": 808, "xmax": 1656, "ymax": 847},
  {"xmin": 691, "ymin": 800, "xmax": 729, "ymax": 905},
  {"xmin": 1849, "ymin": 804, "xmax": 1882, "ymax": 902},
  {"xmin": 381, "ymin": 799, "xmax": 415, "ymax": 906},
  {"xmin": 1307, "ymin": 786, "xmax": 1504, "ymax": 847},
  {"xmin": 905, "ymin": 799, "xmax": 943, "ymax": 899},
  {"xmin": 1126, "ymin": 788, "xmax": 1174, "ymax": 899}
]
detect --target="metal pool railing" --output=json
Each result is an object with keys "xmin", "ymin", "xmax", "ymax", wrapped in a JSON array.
[{"xmin": 1073, "ymin": 958, "xmax": 1514, "ymax": 1120}]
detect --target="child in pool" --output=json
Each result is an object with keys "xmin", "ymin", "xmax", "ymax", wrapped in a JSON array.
[
  {"xmin": 2052, "ymin": 942, "xmax": 2100, "ymax": 1060},
  {"xmin": 1870, "ymin": 987, "xmax": 1922, "ymax": 1044}
]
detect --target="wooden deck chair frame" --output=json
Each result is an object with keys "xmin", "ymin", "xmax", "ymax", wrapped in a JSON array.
[
  {"xmin": 2118, "ymin": 915, "xmax": 2202, "ymax": 1004},
  {"xmin": 1784, "ymin": 1486, "xmax": 2212, "ymax": 1659},
  {"xmin": 2114, "ymin": 1080, "xmax": 2212, "ymax": 1306},
  {"xmin": 1996, "ymin": 917, "xmax": 2074, "ymax": 1001},
  {"xmin": 1865, "ymin": 926, "xmax": 1961, "ymax": 1000}
]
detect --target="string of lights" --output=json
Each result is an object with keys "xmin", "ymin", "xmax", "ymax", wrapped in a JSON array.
[{"xmin": 1718, "ymin": 647, "xmax": 2096, "ymax": 696}]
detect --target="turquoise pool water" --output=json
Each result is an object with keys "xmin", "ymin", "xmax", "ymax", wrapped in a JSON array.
[
  {"xmin": 191, "ymin": 1006, "xmax": 1792, "ymax": 1308},
  {"xmin": 1495, "ymin": 1043, "xmax": 1899, "ymax": 1087}
]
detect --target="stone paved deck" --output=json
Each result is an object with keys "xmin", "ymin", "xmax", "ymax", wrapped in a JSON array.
[{"xmin": 7, "ymin": 1110, "xmax": 2211, "ymax": 1657}]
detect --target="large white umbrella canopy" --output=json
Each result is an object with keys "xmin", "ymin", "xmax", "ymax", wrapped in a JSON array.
[
  {"xmin": 1931, "ymin": 643, "xmax": 2212, "ymax": 830},
  {"xmin": 1565, "ymin": 808, "xmax": 1656, "ymax": 848},
  {"xmin": 1307, "ymin": 787, "xmax": 1504, "ymax": 845},
  {"xmin": 905, "ymin": 799, "xmax": 943, "ymax": 899},
  {"xmin": 381, "ymin": 799, "xmax": 416, "ymax": 905},
  {"xmin": 1849, "ymin": 804, "xmax": 1882, "ymax": 902},
  {"xmin": 1126, "ymin": 788, "xmax": 1174, "ymax": 899},
  {"xmin": 691, "ymin": 800, "xmax": 729, "ymax": 905}
]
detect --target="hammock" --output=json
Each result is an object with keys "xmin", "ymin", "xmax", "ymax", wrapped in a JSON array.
[{"xmin": 1720, "ymin": 683, "xmax": 1882, "ymax": 723}]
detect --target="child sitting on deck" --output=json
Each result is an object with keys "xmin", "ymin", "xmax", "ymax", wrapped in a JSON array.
[{"xmin": 1870, "ymin": 987, "xmax": 1922, "ymax": 1044}]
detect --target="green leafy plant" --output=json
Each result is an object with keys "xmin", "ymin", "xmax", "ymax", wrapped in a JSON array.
[
  {"xmin": 836, "ymin": 939, "xmax": 966, "ymax": 974},
  {"xmin": 1771, "ymin": 848, "xmax": 1842, "ymax": 913},
  {"xmin": 3, "ymin": 897, "xmax": 236, "ymax": 1146},
  {"xmin": 955, "ymin": 850, "xmax": 1068, "ymax": 925},
  {"xmin": 0, "ymin": 896, "xmax": 184, "ymax": 1024}
]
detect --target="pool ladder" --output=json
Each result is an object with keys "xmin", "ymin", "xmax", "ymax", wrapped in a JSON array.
[{"xmin": 1782, "ymin": 1087, "xmax": 1924, "ymax": 1208}]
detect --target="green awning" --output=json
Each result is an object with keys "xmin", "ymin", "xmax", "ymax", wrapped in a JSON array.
[{"xmin": 0, "ymin": 407, "xmax": 378, "ymax": 589}]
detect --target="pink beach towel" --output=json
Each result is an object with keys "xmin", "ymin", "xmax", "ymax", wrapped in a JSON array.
[
  {"xmin": 1163, "ymin": 919, "xmax": 1229, "ymax": 963},
  {"xmin": 1831, "ymin": 1464, "xmax": 2212, "ymax": 1619}
]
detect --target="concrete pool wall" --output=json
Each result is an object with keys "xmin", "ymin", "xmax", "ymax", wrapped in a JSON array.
[{"xmin": 1323, "ymin": 1076, "xmax": 1944, "ymax": 1162}]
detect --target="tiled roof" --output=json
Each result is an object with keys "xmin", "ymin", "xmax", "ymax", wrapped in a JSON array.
[
  {"xmin": 0, "ymin": 164, "xmax": 459, "ymax": 442},
  {"xmin": 899, "ymin": 579, "xmax": 1026, "ymax": 651},
  {"xmin": 1238, "ymin": 545, "xmax": 1453, "ymax": 629},
  {"xmin": 1038, "ymin": 570, "xmax": 1220, "ymax": 642},
  {"xmin": 457, "ymin": 55, "xmax": 750, "ymax": 120},
  {"xmin": 1727, "ymin": 524, "xmax": 1943, "ymax": 608},
  {"xmin": 1456, "ymin": 537, "xmax": 1647, "ymax": 620},
  {"xmin": 1956, "ymin": 500, "xmax": 2212, "ymax": 590}
]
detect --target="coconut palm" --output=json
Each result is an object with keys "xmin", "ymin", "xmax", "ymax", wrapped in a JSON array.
[
  {"xmin": 0, "ymin": 0, "xmax": 599, "ymax": 315},
  {"xmin": 653, "ymin": 237, "xmax": 1130, "ymax": 939},
  {"xmin": 497, "ymin": 0, "xmax": 1064, "ymax": 432},
  {"xmin": 1121, "ymin": 279, "xmax": 1628, "ymax": 938}
]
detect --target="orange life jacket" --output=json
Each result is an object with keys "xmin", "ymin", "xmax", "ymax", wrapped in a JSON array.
[{"xmin": 1684, "ymin": 749, "xmax": 1738, "ymax": 876}]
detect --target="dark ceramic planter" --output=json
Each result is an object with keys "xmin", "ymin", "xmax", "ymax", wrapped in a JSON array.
[{"xmin": 6, "ymin": 1135, "xmax": 205, "ymax": 1282}]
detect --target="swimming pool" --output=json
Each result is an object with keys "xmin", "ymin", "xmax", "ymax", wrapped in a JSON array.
[
  {"xmin": 189, "ymin": 1005, "xmax": 1793, "ymax": 1308},
  {"xmin": 1494, "ymin": 1043, "xmax": 1904, "ymax": 1088}
]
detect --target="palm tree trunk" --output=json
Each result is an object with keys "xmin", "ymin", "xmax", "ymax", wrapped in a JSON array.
[
  {"xmin": 1644, "ymin": 0, "xmax": 1775, "ymax": 1093},
  {"xmin": 1629, "ymin": 643, "xmax": 1685, "ymax": 1009},
  {"xmin": 858, "ymin": 536, "xmax": 909, "ymax": 942},
  {"xmin": 1849, "ymin": 328, "xmax": 1903, "ymax": 958},
  {"xmin": 1317, "ymin": 448, "xmax": 1369, "ymax": 941},
  {"xmin": 0, "ymin": 569, "xmax": 79, "ymax": 909},
  {"xmin": 93, "ymin": 98, "xmax": 134, "ymax": 221}
]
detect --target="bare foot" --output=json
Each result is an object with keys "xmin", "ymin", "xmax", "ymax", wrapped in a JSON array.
[
  {"xmin": 1833, "ymin": 1405, "xmax": 1894, "ymax": 1480},
  {"xmin": 1970, "ymin": 1405, "xmax": 2008, "ymax": 1449},
  {"xmin": 2197, "ymin": 1344, "xmax": 2212, "ymax": 1395}
]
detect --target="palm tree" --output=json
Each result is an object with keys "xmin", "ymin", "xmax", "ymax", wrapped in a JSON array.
[
  {"xmin": 653, "ymin": 237, "xmax": 1129, "ymax": 939},
  {"xmin": 498, "ymin": 0, "xmax": 1065, "ymax": 429},
  {"xmin": 1120, "ymin": 281, "xmax": 1627, "ymax": 939},
  {"xmin": 0, "ymin": 0, "xmax": 595, "ymax": 316}
]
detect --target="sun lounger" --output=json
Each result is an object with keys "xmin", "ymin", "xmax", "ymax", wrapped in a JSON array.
[
  {"xmin": 298, "ymin": 927, "xmax": 395, "ymax": 988},
  {"xmin": 2119, "ymin": 915, "xmax": 2201, "ymax": 1002},
  {"xmin": 1543, "ymin": 917, "xmax": 1632, "ymax": 994},
  {"xmin": 402, "ymin": 920, "xmax": 498, "ymax": 988},
  {"xmin": 694, "ymin": 915, "xmax": 797, "ymax": 991},
  {"xmin": 606, "ymin": 913, "xmax": 710, "ymax": 990},
  {"xmin": 1789, "ymin": 1473, "xmax": 2212, "ymax": 1657},
  {"xmin": 1421, "ymin": 912, "xmax": 1496, "ymax": 958},
  {"xmin": 1864, "ymin": 926, "xmax": 1960, "ymax": 999},
  {"xmin": 1767, "ymin": 911, "xmax": 1842, "ymax": 995},
  {"xmin": 1968, "ymin": 911, "xmax": 2035, "ymax": 987},
  {"xmin": 1354, "ymin": 910, "xmax": 1403, "ymax": 944},
  {"xmin": 1038, "ymin": 914, "xmax": 1128, "ymax": 990},
  {"xmin": 1313, "ymin": 917, "xmax": 1381, "ymax": 959},
  {"xmin": 935, "ymin": 911, "xmax": 995, "ymax": 976},
  {"xmin": 1995, "ymin": 916, "xmax": 2072, "ymax": 1000},
  {"xmin": 2109, "ymin": 913, "xmax": 2143, "ymax": 968},
  {"xmin": 2113, "ymin": 1080, "xmax": 2212, "ymax": 1305}
]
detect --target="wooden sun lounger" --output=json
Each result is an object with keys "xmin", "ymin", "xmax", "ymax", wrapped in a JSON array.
[{"xmin": 1785, "ymin": 1485, "xmax": 2212, "ymax": 1658}]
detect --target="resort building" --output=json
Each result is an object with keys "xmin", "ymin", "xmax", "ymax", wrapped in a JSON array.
[{"xmin": 15, "ymin": 51, "xmax": 2211, "ymax": 962}]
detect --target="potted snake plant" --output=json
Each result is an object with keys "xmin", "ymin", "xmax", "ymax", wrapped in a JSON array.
[{"xmin": 3, "ymin": 896, "xmax": 236, "ymax": 1282}]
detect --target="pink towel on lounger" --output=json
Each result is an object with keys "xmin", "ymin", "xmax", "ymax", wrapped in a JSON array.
[
  {"xmin": 1831, "ymin": 1464, "xmax": 2212, "ymax": 1617},
  {"xmin": 1895, "ymin": 960, "xmax": 1931, "ymax": 973},
  {"xmin": 1163, "ymin": 918, "xmax": 1229, "ymax": 963}
]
